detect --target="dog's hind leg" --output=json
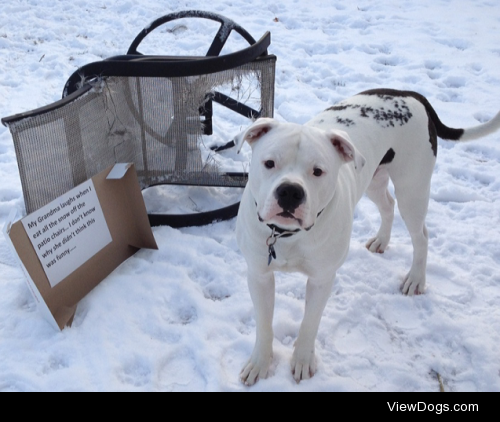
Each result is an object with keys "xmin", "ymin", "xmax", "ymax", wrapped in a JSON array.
[
  {"xmin": 366, "ymin": 167, "xmax": 395, "ymax": 254},
  {"xmin": 390, "ymin": 162, "xmax": 434, "ymax": 296}
]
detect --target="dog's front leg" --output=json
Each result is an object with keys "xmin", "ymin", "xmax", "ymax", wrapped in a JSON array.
[
  {"xmin": 291, "ymin": 274, "xmax": 335, "ymax": 383},
  {"xmin": 241, "ymin": 269, "xmax": 276, "ymax": 386}
]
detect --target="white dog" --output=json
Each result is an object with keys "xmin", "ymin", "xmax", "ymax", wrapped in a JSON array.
[{"xmin": 235, "ymin": 88, "xmax": 500, "ymax": 386}]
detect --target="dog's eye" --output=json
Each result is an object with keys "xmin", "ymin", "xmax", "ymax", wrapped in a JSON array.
[
  {"xmin": 313, "ymin": 168, "xmax": 324, "ymax": 177},
  {"xmin": 264, "ymin": 160, "xmax": 275, "ymax": 169}
]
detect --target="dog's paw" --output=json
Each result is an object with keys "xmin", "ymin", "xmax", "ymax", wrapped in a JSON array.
[
  {"xmin": 366, "ymin": 236, "xmax": 389, "ymax": 254},
  {"xmin": 240, "ymin": 353, "xmax": 273, "ymax": 386},
  {"xmin": 291, "ymin": 347, "xmax": 317, "ymax": 384},
  {"xmin": 401, "ymin": 272, "xmax": 426, "ymax": 296}
]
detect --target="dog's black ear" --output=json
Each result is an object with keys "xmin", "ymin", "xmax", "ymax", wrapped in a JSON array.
[
  {"xmin": 236, "ymin": 118, "xmax": 278, "ymax": 153},
  {"xmin": 329, "ymin": 130, "xmax": 366, "ymax": 172}
]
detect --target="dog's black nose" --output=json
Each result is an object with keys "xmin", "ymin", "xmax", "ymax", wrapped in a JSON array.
[{"xmin": 275, "ymin": 183, "xmax": 306, "ymax": 212}]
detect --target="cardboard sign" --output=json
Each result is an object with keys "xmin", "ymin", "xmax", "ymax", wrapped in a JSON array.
[
  {"xmin": 4, "ymin": 164, "xmax": 158, "ymax": 331},
  {"xmin": 22, "ymin": 179, "xmax": 113, "ymax": 288}
]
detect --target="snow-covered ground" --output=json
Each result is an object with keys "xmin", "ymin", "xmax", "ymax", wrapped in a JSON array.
[{"xmin": 1, "ymin": 0, "xmax": 499, "ymax": 392}]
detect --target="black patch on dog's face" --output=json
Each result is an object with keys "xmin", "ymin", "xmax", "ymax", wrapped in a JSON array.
[{"xmin": 380, "ymin": 148, "xmax": 396, "ymax": 165}]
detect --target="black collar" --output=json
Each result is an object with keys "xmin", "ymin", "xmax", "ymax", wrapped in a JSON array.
[
  {"xmin": 266, "ymin": 208, "xmax": 325, "ymax": 238},
  {"xmin": 266, "ymin": 224, "xmax": 301, "ymax": 238},
  {"xmin": 265, "ymin": 208, "xmax": 326, "ymax": 266}
]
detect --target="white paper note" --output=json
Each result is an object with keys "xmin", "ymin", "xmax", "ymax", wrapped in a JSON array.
[{"xmin": 22, "ymin": 179, "xmax": 112, "ymax": 288}]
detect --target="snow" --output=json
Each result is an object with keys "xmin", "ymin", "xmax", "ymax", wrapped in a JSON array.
[{"xmin": 1, "ymin": 0, "xmax": 500, "ymax": 392}]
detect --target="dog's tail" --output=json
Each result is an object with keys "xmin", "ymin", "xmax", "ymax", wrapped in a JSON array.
[
  {"xmin": 419, "ymin": 94, "xmax": 500, "ymax": 142},
  {"xmin": 457, "ymin": 111, "xmax": 500, "ymax": 141}
]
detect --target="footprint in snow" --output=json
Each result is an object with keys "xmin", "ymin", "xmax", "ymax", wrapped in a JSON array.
[
  {"xmin": 117, "ymin": 357, "xmax": 152, "ymax": 388},
  {"xmin": 162, "ymin": 304, "xmax": 198, "ymax": 326},
  {"xmin": 157, "ymin": 352, "xmax": 206, "ymax": 392}
]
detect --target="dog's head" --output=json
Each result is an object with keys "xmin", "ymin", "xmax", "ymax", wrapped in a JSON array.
[{"xmin": 236, "ymin": 118, "xmax": 366, "ymax": 231}]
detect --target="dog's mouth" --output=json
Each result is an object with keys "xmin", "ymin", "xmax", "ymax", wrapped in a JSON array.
[
  {"xmin": 256, "ymin": 200, "xmax": 322, "ymax": 233},
  {"xmin": 258, "ymin": 210, "xmax": 304, "ymax": 228},
  {"xmin": 277, "ymin": 211, "xmax": 301, "ymax": 222}
]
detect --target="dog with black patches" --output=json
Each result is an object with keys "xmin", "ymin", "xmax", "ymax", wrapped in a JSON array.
[{"xmin": 235, "ymin": 88, "xmax": 500, "ymax": 386}]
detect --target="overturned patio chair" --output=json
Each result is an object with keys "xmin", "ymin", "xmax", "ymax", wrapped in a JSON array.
[{"xmin": 2, "ymin": 11, "xmax": 276, "ymax": 227}]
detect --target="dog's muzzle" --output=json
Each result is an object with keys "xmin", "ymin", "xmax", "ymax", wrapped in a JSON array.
[{"xmin": 275, "ymin": 183, "xmax": 306, "ymax": 213}]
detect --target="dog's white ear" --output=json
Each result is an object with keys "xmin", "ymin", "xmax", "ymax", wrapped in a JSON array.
[
  {"xmin": 329, "ymin": 130, "xmax": 366, "ymax": 172},
  {"xmin": 236, "ymin": 118, "xmax": 278, "ymax": 153}
]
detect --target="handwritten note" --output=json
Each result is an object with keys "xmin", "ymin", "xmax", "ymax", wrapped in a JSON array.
[{"xmin": 22, "ymin": 179, "xmax": 112, "ymax": 288}]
